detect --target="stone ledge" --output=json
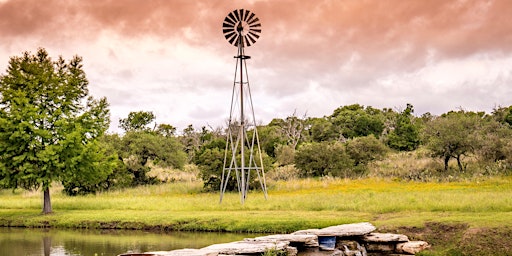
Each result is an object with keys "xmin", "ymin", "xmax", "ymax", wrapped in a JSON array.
[
  {"xmin": 247, "ymin": 234, "xmax": 319, "ymax": 247},
  {"xmin": 292, "ymin": 222, "xmax": 376, "ymax": 237},
  {"xmin": 363, "ymin": 233, "xmax": 409, "ymax": 243},
  {"xmin": 202, "ymin": 240, "xmax": 290, "ymax": 255}
]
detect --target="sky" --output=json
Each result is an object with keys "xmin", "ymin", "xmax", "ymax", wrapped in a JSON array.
[{"xmin": 1, "ymin": 0, "xmax": 511, "ymax": 133}]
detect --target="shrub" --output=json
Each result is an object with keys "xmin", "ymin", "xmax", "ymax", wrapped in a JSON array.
[{"xmin": 294, "ymin": 141, "xmax": 355, "ymax": 177}]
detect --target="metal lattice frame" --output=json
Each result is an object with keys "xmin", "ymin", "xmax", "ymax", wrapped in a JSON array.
[{"xmin": 220, "ymin": 9, "xmax": 267, "ymax": 204}]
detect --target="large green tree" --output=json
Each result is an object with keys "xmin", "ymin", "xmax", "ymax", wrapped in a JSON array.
[
  {"xmin": 423, "ymin": 111, "xmax": 482, "ymax": 171},
  {"xmin": 0, "ymin": 49, "xmax": 112, "ymax": 214},
  {"xmin": 114, "ymin": 111, "xmax": 187, "ymax": 186}
]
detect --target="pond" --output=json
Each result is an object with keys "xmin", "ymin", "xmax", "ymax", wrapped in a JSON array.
[{"xmin": 0, "ymin": 227, "xmax": 254, "ymax": 256}]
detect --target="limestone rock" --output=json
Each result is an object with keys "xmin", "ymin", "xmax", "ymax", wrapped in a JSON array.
[
  {"xmin": 365, "ymin": 243, "xmax": 395, "ymax": 252},
  {"xmin": 248, "ymin": 234, "xmax": 319, "ymax": 247},
  {"xmin": 298, "ymin": 248, "xmax": 343, "ymax": 256},
  {"xmin": 396, "ymin": 241, "xmax": 430, "ymax": 254},
  {"xmin": 293, "ymin": 222, "xmax": 376, "ymax": 237},
  {"xmin": 335, "ymin": 240, "xmax": 361, "ymax": 251},
  {"xmin": 286, "ymin": 245, "xmax": 299, "ymax": 256},
  {"xmin": 203, "ymin": 240, "xmax": 289, "ymax": 255},
  {"xmin": 120, "ymin": 249, "xmax": 218, "ymax": 256},
  {"xmin": 340, "ymin": 242, "xmax": 367, "ymax": 256},
  {"xmin": 363, "ymin": 233, "xmax": 409, "ymax": 243}
]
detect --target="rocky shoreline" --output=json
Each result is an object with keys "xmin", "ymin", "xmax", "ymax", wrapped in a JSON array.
[{"xmin": 119, "ymin": 222, "xmax": 429, "ymax": 256}]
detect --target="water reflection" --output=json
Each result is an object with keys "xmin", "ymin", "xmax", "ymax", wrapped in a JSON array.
[{"xmin": 0, "ymin": 227, "xmax": 253, "ymax": 256}]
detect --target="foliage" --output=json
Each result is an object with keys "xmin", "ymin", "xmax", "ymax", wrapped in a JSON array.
[
  {"xmin": 491, "ymin": 105, "xmax": 512, "ymax": 127},
  {"xmin": 266, "ymin": 165, "xmax": 301, "ymax": 181},
  {"xmin": 475, "ymin": 119, "xmax": 512, "ymax": 163},
  {"xmin": 118, "ymin": 111, "xmax": 155, "ymax": 132},
  {"xmin": 194, "ymin": 134, "xmax": 272, "ymax": 192},
  {"xmin": 345, "ymin": 135, "xmax": 388, "ymax": 167},
  {"xmin": 263, "ymin": 247, "xmax": 288, "ymax": 256},
  {"xmin": 155, "ymin": 123, "xmax": 177, "ymax": 137},
  {"xmin": 189, "ymin": 127, "xmax": 228, "ymax": 191},
  {"xmin": 116, "ymin": 131, "xmax": 187, "ymax": 186},
  {"xmin": 306, "ymin": 117, "xmax": 338, "ymax": 142},
  {"xmin": 96, "ymin": 134, "xmax": 133, "ymax": 189},
  {"xmin": 180, "ymin": 125, "xmax": 209, "ymax": 161},
  {"xmin": 257, "ymin": 123, "xmax": 286, "ymax": 157},
  {"xmin": 423, "ymin": 111, "xmax": 482, "ymax": 172},
  {"xmin": 387, "ymin": 103, "xmax": 421, "ymax": 151},
  {"xmin": 329, "ymin": 104, "xmax": 385, "ymax": 139},
  {"xmin": 294, "ymin": 141, "xmax": 354, "ymax": 177},
  {"xmin": 274, "ymin": 144, "xmax": 295, "ymax": 166},
  {"xmin": 61, "ymin": 139, "xmax": 119, "ymax": 195},
  {"xmin": 0, "ymin": 48, "xmax": 113, "ymax": 213},
  {"xmin": 194, "ymin": 138, "xmax": 226, "ymax": 191}
]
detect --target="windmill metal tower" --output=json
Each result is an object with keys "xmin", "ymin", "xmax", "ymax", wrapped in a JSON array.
[{"xmin": 220, "ymin": 9, "xmax": 267, "ymax": 204}]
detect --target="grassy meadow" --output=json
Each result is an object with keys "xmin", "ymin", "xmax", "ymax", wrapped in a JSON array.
[{"xmin": 1, "ymin": 173, "xmax": 512, "ymax": 255}]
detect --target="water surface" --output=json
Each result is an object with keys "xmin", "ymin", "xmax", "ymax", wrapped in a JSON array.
[{"xmin": 0, "ymin": 227, "xmax": 252, "ymax": 256}]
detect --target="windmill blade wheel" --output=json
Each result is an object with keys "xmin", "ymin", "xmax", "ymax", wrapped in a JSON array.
[{"xmin": 222, "ymin": 9, "xmax": 261, "ymax": 47}]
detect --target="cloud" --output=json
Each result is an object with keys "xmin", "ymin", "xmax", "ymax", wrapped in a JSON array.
[{"xmin": 0, "ymin": 0, "xmax": 511, "ymax": 133}]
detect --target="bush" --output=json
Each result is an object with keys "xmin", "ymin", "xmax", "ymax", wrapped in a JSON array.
[
  {"xmin": 294, "ymin": 141, "xmax": 355, "ymax": 177},
  {"xmin": 275, "ymin": 144, "xmax": 295, "ymax": 166},
  {"xmin": 267, "ymin": 165, "xmax": 301, "ymax": 181},
  {"xmin": 345, "ymin": 135, "xmax": 388, "ymax": 167}
]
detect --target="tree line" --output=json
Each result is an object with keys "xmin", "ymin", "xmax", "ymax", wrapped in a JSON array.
[{"xmin": 1, "ymin": 49, "xmax": 512, "ymax": 214}]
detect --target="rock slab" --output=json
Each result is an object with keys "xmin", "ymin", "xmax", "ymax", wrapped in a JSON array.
[
  {"xmin": 203, "ymin": 240, "xmax": 290, "ymax": 255},
  {"xmin": 248, "ymin": 234, "xmax": 319, "ymax": 247},
  {"xmin": 293, "ymin": 222, "xmax": 376, "ymax": 237},
  {"xmin": 119, "ymin": 249, "xmax": 218, "ymax": 256},
  {"xmin": 363, "ymin": 233, "xmax": 409, "ymax": 243}
]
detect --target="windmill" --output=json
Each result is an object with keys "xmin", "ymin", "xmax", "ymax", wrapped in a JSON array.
[{"xmin": 220, "ymin": 9, "xmax": 267, "ymax": 204}]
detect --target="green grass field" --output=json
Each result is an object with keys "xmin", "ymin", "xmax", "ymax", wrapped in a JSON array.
[{"xmin": 1, "ymin": 177, "xmax": 512, "ymax": 255}]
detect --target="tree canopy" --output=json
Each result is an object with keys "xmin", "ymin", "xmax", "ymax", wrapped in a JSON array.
[
  {"xmin": 119, "ymin": 111, "xmax": 156, "ymax": 132},
  {"xmin": 387, "ymin": 103, "xmax": 421, "ymax": 151},
  {"xmin": 0, "ymin": 48, "xmax": 113, "ymax": 214},
  {"xmin": 423, "ymin": 111, "xmax": 482, "ymax": 171}
]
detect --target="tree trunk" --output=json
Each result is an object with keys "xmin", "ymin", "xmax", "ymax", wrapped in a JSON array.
[
  {"xmin": 444, "ymin": 156, "xmax": 450, "ymax": 171},
  {"xmin": 456, "ymin": 156, "xmax": 464, "ymax": 172},
  {"xmin": 42, "ymin": 187, "xmax": 52, "ymax": 214}
]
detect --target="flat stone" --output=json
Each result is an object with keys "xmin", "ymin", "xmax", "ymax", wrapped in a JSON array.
[
  {"xmin": 365, "ymin": 243, "xmax": 396, "ymax": 252},
  {"xmin": 363, "ymin": 233, "xmax": 409, "ymax": 243},
  {"xmin": 203, "ymin": 240, "xmax": 289, "ymax": 255},
  {"xmin": 396, "ymin": 241, "xmax": 430, "ymax": 254},
  {"xmin": 123, "ymin": 249, "xmax": 218, "ymax": 256},
  {"xmin": 293, "ymin": 222, "xmax": 376, "ymax": 237},
  {"xmin": 248, "ymin": 234, "xmax": 319, "ymax": 247},
  {"xmin": 298, "ymin": 248, "xmax": 343, "ymax": 256}
]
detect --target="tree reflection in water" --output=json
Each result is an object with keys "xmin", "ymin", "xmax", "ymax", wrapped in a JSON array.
[{"xmin": 0, "ymin": 228, "xmax": 252, "ymax": 256}]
